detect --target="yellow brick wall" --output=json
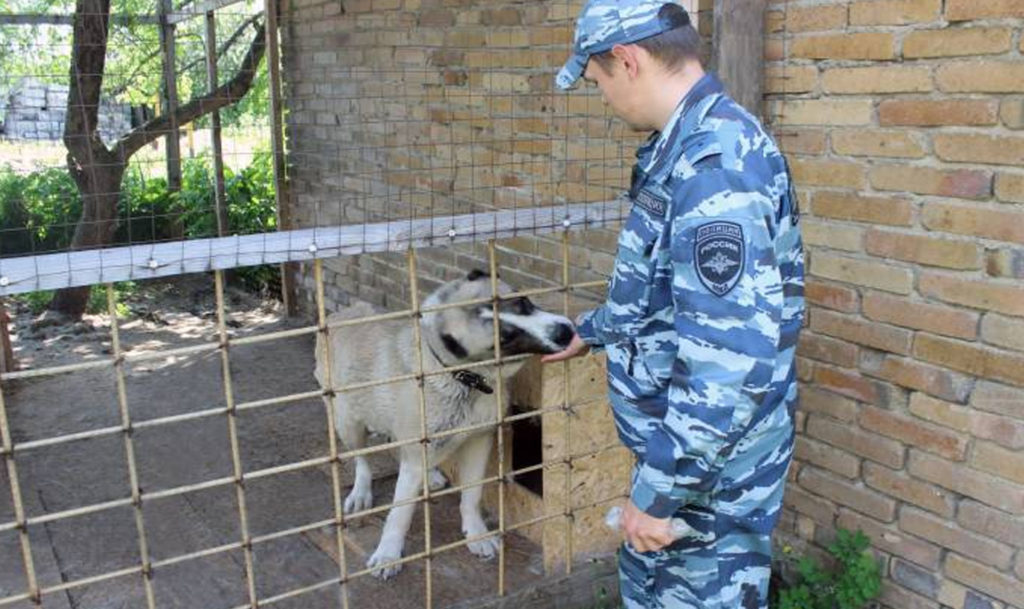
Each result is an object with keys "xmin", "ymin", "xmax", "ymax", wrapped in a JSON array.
[
  {"xmin": 767, "ymin": 2, "xmax": 1024, "ymax": 608},
  {"xmin": 281, "ymin": 1, "xmax": 1022, "ymax": 605},
  {"xmin": 279, "ymin": 0, "xmax": 711, "ymax": 312}
]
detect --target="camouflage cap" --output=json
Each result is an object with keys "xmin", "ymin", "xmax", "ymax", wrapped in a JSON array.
[{"xmin": 556, "ymin": 0, "xmax": 691, "ymax": 90}]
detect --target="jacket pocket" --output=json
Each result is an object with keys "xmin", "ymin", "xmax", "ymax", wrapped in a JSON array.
[
  {"xmin": 607, "ymin": 208, "xmax": 664, "ymax": 326},
  {"xmin": 628, "ymin": 339, "xmax": 675, "ymax": 396}
]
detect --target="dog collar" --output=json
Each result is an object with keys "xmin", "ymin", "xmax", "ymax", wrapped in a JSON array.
[{"xmin": 427, "ymin": 342, "xmax": 494, "ymax": 395}]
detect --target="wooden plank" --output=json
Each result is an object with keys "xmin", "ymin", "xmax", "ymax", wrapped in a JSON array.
[
  {"xmin": 0, "ymin": 1, "xmax": 247, "ymax": 26},
  {"xmin": 711, "ymin": 0, "xmax": 768, "ymax": 118},
  {"xmin": 166, "ymin": 0, "xmax": 249, "ymax": 24},
  {"xmin": 264, "ymin": 0, "xmax": 296, "ymax": 314},
  {"xmin": 0, "ymin": 300, "xmax": 13, "ymax": 374},
  {"xmin": 205, "ymin": 12, "xmax": 229, "ymax": 237},
  {"xmin": 0, "ymin": 200, "xmax": 629, "ymax": 297},
  {"xmin": 0, "ymin": 13, "xmax": 160, "ymax": 25},
  {"xmin": 446, "ymin": 556, "xmax": 619, "ymax": 609},
  {"xmin": 159, "ymin": 0, "xmax": 183, "ymax": 237}
]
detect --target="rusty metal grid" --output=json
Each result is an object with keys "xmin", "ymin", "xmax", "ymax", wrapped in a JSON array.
[{"xmin": 0, "ymin": 245, "xmax": 626, "ymax": 609}]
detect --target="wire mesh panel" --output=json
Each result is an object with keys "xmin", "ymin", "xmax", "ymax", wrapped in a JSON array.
[{"xmin": 0, "ymin": 1, "xmax": 717, "ymax": 608}]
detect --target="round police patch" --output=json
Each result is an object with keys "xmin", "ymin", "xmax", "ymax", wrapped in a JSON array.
[{"xmin": 694, "ymin": 221, "xmax": 744, "ymax": 296}]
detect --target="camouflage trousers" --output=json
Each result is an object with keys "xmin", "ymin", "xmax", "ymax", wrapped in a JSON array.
[{"xmin": 617, "ymin": 403, "xmax": 795, "ymax": 609}]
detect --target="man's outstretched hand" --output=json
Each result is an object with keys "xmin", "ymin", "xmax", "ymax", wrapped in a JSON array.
[{"xmin": 541, "ymin": 333, "xmax": 590, "ymax": 363}]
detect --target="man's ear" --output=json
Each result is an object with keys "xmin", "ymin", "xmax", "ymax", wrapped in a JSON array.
[{"xmin": 610, "ymin": 44, "xmax": 641, "ymax": 79}]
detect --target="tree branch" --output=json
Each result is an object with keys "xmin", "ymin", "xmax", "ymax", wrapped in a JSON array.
[
  {"xmin": 118, "ymin": 21, "xmax": 266, "ymax": 158},
  {"xmin": 177, "ymin": 12, "xmax": 262, "ymax": 79}
]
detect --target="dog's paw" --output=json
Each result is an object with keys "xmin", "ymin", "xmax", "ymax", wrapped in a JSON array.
[
  {"xmin": 367, "ymin": 546, "xmax": 403, "ymax": 580},
  {"xmin": 343, "ymin": 487, "xmax": 373, "ymax": 514},
  {"xmin": 427, "ymin": 467, "xmax": 448, "ymax": 492},
  {"xmin": 466, "ymin": 534, "xmax": 500, "ymax": 560}
]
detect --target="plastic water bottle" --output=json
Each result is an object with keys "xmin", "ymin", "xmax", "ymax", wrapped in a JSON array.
[{"xmin": 604, "ymin": 506, "xmax": 690, "ymax": 539}]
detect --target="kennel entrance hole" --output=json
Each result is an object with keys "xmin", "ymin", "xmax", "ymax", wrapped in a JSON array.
[{"xmin": 510, "ymin": 403, "xmax": 543, "ymax": 496}]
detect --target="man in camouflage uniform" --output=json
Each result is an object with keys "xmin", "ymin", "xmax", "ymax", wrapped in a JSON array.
[{"xmin": 542, "ymin": 1, "xmax": 805, "ymax": 608}]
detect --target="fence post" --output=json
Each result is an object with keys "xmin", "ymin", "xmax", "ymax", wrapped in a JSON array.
[
  {"xmin": 264, "ymin": 0, "xmax": 297, "ymax": 315},
  {"xmin": 712, "ymin": 0, "xmax": 768, "ymax": 118},
  {"xmin": 159, "ymin": 0, "xmax": 184, "ymax": 238},
  {"xmin": 0, "ymin": 300, "xmax": 14, "ymax": 374}
]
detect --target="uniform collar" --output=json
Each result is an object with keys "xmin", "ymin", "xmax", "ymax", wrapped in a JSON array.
[{"xmin": 635, "ymin": 73, "xmax": 725, "ymax": 184}]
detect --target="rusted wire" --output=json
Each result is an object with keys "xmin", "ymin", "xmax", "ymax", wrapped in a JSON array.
[
  {"xmin": 488, "ymin": 241, "xmax": 508, "ymax": 597},
  {"xmin": 0, "ymin": 431, "xmax": 621, "ymax": 607},
  {"xmin": 0, "ymin": 346, "xmax": 41, "ymax": 607},
  {"xmin": 313, "ymin": 258, "xmax": 352, "ymax": 609},
  {"xmin": 106, "ymin": 284, "xmax": 158, "ymax": 608},
  {"xmin": 214, "ymin": 271, "xmax": 259, "ymax": 608},
  {"xmin": 406, "ymin": 248, "xmax": 435, "ymax": 609}
]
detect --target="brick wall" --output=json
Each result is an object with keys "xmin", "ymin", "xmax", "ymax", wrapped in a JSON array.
[
  {"xmin": 279, "ymin": 0, "xmax": 711, "ymax": 313},
  {"xmin": 280, "ymin": 0, "xmax": 1022, "ymax": 605},
  {"xmin": 766, "ymin": 2, "xmax": 1024, "ymax": 608}
]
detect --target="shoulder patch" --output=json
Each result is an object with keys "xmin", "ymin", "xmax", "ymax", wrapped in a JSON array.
[
  {"xmin": 633, "ymin": 188, "xmax": 667, "ymax": 216},
  {"xmin": 694, "ymin": 221, "xmax": 744, "ymax": 296}
]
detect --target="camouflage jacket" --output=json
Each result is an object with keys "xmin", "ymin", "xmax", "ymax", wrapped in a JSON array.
[{"xmin": 576, "ymin": 74, "xmax": 805, "ymax": 518}]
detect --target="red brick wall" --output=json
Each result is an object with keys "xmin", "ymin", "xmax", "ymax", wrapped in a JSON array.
[{"xmin": 766, "ymin": 2, "xmax": 1024, "ymax": 608}]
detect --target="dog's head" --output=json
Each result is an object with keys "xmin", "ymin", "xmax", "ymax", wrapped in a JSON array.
[{"xmin": 423, "ymin": 269, "xmax": 575, "ymax": 361}]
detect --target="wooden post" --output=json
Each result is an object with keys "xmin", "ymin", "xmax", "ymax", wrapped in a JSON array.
[
  {"xmin": 264, "ymin": 0, "xmax": 297, "ymax": 315},
  {"xmin": 0, "ymin": 300, "xmax": 14, "ymax": 374},
  {"xmin": 159, "ymin": 0, "xmax": 184, "ymax": 237},
  {"xmin": 711, "ymin": 0, "xmax": 767, "ymax": 118},
  {"xmin": 205, "ymin": 11, "xmax": 230, "ymax": 238}
]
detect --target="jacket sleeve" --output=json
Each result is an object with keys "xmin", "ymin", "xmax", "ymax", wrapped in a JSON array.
[
  {"xmin": 630, "ymin": 169, "xmax": 785, "ymax": 518},
  {"xmin": 575, "ymin": 305, "xmax": 625, "ymax": 349}
]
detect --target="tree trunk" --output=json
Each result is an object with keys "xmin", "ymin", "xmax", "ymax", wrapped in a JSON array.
[
  {"xmin": 47, "ymin": 0, "xmax": 266, "ymax": 320},
  {"xmin": 48, "ymin": 157, "xmax": 126, "ymax": 318},
  {"xmin": 49, "ymin": 0, "xmax": 114, "ymax": 319}
]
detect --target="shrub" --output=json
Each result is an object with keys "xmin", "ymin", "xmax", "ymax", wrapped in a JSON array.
[
  {"xmin": 1, "ymin": 152, "xmax": 280, "ymax": 297},
  {"xmin": 0, "ymin": 166, "xmax": 81, "ymax": 254},
  {"xmin": 775, "ymin": 529, "xmax": 882, "ymax": 609}
]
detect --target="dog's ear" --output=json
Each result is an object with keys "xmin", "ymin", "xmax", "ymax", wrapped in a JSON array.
[{"xmin": 466, "ymin": 269, "xmax": 493, "ymax": 281}]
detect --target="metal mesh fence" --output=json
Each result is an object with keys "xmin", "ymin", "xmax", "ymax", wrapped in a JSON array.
[{"xmin": 0, "ymin": 1, "xmax": 716, "ymax": 607}]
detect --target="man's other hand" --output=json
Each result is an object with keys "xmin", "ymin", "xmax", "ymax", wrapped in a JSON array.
[
  {"xmin": 541, "ymin": 333, "xmax": 590, "ymax": 363},
  {"xmin": 622, "ymin": 500, "xmax": 675, "ymax": 553}
]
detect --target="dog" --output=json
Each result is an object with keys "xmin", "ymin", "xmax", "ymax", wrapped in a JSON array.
[{"xmin": 314, "ymin": 269, "xmax": 575, "ymax": 579}]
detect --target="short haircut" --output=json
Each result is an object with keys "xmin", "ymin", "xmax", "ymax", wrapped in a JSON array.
[{"xmin": 591, "ymin": 3, "xmax": 701, "ymax": 73}]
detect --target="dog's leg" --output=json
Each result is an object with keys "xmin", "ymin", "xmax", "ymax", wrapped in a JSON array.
[
  {"xmin": 428, "ymin": 467, "xmax": 448, "ymax": 491},
  {"xmin": 457, "ymin": 432, "xmax": 500, "ymax": 559},
  {"xmin": 367, "ymin": 448, "xmax": 424, "ymax": 579},
  {"xmin": 338, "ymin": 414, "xmax": 373, "ymax": 514}
]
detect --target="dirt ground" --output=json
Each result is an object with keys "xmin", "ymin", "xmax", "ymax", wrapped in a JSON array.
[{"xmin": 0, "ymin": 277, "xmax": 545, "ymax": 609}]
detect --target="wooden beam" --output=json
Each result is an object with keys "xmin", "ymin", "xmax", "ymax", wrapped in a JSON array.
[
  {"xmin": 0, "ymin": 201, "xmax": 629, "ymax": 297},
  {"xmin": 264, "ymin": 0, "xmax": 296, "ymax": 314},
  {"xmin": 159, "ymin": 0, "xmax": 183, "ymax": 237},
  {"xmin": 0, "ymin": 300, "xmax": 13, "ymax": 374},
  {"xmin": 0, "ymin": 13, "xmax": 159, "ymax": 25},
  {"xmin": 0, "ymin": 0, "xmax": 248, "ymax": 26},
  {"xmin": 711, "ymin": 0, "xmax": 768, "ymax": 118},
  {"xmin": 166, "ymin": 0, "xmax": 249, "ymax": 24},
  {"xmin": 447, "ymin": 557, "xmax": 619, "ymax": 609},
  {"xmin": 205, "ymin": 11, "xmax": 229, "ymax": 237}
]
